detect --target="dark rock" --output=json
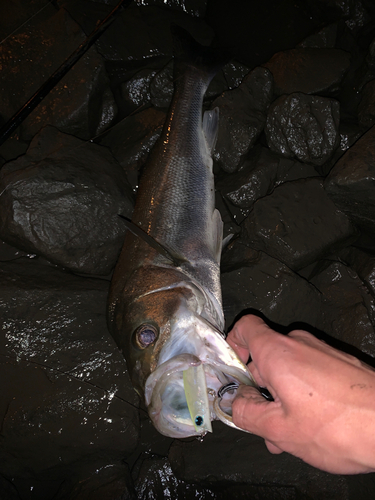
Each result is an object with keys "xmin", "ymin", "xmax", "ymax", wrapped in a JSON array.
[
  {"xmin": 0, "ymin": 5, "xmax": 116, "ymax": 141},
  {"xmin": 0, "ymin": 0, "xmax": 50, "ymax": 42},
  {"xmin": 342, "ymin": 0, "xmax": 371, "ymax": 33},
  {"xmin": 150, "ymin": 61, "xmax": 174, "ymax": 109},
  {"xmin": 355, "ymin": 37, "xmax": 375, "ymax": 92},
  {"xmin": 93, "ymin": 5, "xmax": 214, "ymax": 62},
  {"xmin": 216, "ymin": 145, "xmax": 318, "ymax": 211},
  {"xmin": 135, "ymin": 0, "xmax": 208, "ymax": 17},
  {"xmin": 0, "ymin": 135, "xmax": 29, "ymax": 164},
  {"xmin": 265, "ymin": 92, "xmax": 341, "ymax": 166},
  {"xmin": 339, "ymin": 246, "xmax": 375, "ymax": 302},
  {"xmin": 169, "ymin": 422, "xmax": 368, "ymax": 500},
  {"xmin": 119, "ymin": 68, "xmax": 158, "ymax": 114},
  {"xmin": 315, "ymin": 120, "xmax": 362, "ymax": 176},
  {"xmin": 298, "ymin": 23, "xmax": 338, "ymax": 48},
  {"xmin": 206, "ymin": 0, "xmax": 332, "ymax": 68},
  {"xmin": 0, "ymin": 126, "xmax": 134, "ymax": 275},
  {"xmin": 100, "ymin": 107, "xmax": 167, "ymax": 190},
  {"xmin": 263, "ymin": 48, "xmax": 350, "ymax": 96},
  {"xmin": 324, "ymin": 124, "xmax": 375, "ymax": 242},
  {"xmin": 134, "ymin": 456, "xmax": 216, "ymax": 499},
  {"xmin": 221, "ymin": 238, "xmax": 260, "ymax": 273},
  {"xmin": 0, "ymin": 259, "xmax": 139, "ymax": 480},
  {"xmin": 310, "ymin": 261, "xmax": 375, "ymax": 356},
  {"xmin": 221, "ymin": 246, "xmax": 322, "ymax": 329},
  {"xmin": 212, "ymin": 67, "xmax": 273, "ymax": 173},
  {"xmin": 358, "ymin": 79, "xmax": 375, "ymax": 129},
  {"xmin": 0, "ymin": 476, "xmax": 21, "ymax": 500},
  {"xmin": 243, "ymin": 178, "xmax": 357, "ymax": 271},
  {"xmin": 55, "ymin": 462, "xmax": 136, "ymax": 500}
]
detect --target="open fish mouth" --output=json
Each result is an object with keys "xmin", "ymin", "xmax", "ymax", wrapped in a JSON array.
[{"xmin": 145, "ymin": 353, "xmax": 255, "ymax": 438}]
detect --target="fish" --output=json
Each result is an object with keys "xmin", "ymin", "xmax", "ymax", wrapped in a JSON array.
[{"xmin": 107, "ymin": 26, "xmax": 256, "ymax": 438}]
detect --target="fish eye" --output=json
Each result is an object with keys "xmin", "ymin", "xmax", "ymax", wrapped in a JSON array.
[
  {"xmin": 195, "ymin": 416, "xmax": 203, "ymax": 426},
  {"xmin": 134, "ymin": 324, "xmax": 158, "ymax": 349}
]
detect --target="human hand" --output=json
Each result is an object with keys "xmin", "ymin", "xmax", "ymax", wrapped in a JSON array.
[{"xmin": 227, "ymin": 314, "xmax": 375, "ymax": 474}]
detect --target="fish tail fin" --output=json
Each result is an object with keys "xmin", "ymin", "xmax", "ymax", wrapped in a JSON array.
[{"xmin": 170, "ymin": 24, "xmax": 228, "ymax": 84}]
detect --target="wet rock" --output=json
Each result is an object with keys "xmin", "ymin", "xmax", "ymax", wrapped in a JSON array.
[
  {"xmin": 119, "ymin": 68, "xmax": 158, "ymax": 114},
  {"xmin": 0, "ymin": 5, "xmax": 116, "ymax": 141},
  {"xmin": 310, "ymin": 261, "xmax": 375, "ymax": 356},
  {"xmin": 212, "ymin": 67, "xmax": 273, "ymax": 173},
  {"xmin": 216, "ymin": 145, "xmax": 318, "ymax": 211},
  {"xmin": 358, "ymin": 79, "xmax": 375, "ymax": 129},
  {"xmin": 100, "ymin": 107, "xmax": 167, "ymax": 190},
  {"xmin": 93, "ymin": 5, "xmax": 214, "ymax": 62},
  {"xmin": 70, "ymin": 0, "xmax": 208, "ymax": 18},
  {"xmin": 342, "ymin": 0, "xmax": 371, "ymax": 33},
  {"xmin": 169, "ymin": 422, "xmax": 369, "ymax": 500},
  {"xmin": 221, "ymin": 245, "xmax": 321, "ymax": 329},
  {"xmin": 0, "ymin": 135, "xmax": 30, "ymax": 164},
  {"xmin": 135, "ymin": 0, "xmax": 208, "ymax": 17},
  {"xmin": 324, "ymin": 124, "xmax": 375, "ymax": 245},
  {"xmin": 315, "ymin": 120, "xmax": 362, "ymax": 177},
  {"xmin": 298, "ymin": 23, "xmax": 338, "ymax": 48},
  {"xmin": 0, "ymin": 126, "xmax": 134, "ymax": 275},
  {"xmin": 243, "ymin": 178, "xmax": 357, "ymax": 271},
  {"xmin": 149, "ymin": 61, "xmax": 175, "ymax": 109},
  {"xmin": 0, "ymin": 259, "xmax": 139, "ymax": 481},
  {"xmin": 55, "ymin": 462, "xmax": 136, "ymax": 500},
  {"xmin": 134, "ymin": 456, "xmax": 216, "ymax": 499},
  {"xmin": 265, "ymin": 92, "xmax": 341, "ymax": 166},
  {"xmin": 339, "ymin": 246, "xmax": 375, "ymax": 301},
  {"xmin": 263, "ymin": 48, "xmax": 350, "ymax": 96}
]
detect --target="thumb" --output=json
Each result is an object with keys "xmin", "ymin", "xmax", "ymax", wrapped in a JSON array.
[{"xmin": 232, "ymin": 385, "xmax": 276, "ymax": 435}]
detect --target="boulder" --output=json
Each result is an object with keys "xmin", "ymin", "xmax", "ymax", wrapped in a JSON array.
[
  {"xmin": 243, "ymin": 178, "xmax": 357, "ymax": 271},
  {"xmin": 0, "ymin": 126, "xmax": 134, "ymax": 275},
  {"xmin": 265, "ymin": 93, "xmax": 341, "ymax": 166}
]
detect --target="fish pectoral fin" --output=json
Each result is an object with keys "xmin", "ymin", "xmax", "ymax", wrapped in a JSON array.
[
  {"xmin": 203, "ymin": 107, "xmax": 219, "ymax": 154},
  {"xmin": 118, "ymin": 215, "xmax": 186, "ymax": 267},
  {"xmin": 210, "ymin": 208, "xmax": 224, "ymax": 264}
]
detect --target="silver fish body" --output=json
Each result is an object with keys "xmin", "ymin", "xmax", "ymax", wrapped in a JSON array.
[{"xmin": 108, "ymin": 27, "xmax": 255, "ymax": 438}]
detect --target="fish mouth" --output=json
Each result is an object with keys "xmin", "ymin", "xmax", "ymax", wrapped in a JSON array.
[{"xmin": 144, "ymin": 353, "xmax": 255, "ymax": 438}]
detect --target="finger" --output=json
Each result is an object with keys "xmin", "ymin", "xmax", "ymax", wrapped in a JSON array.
[
  {"xmin": 247, "ymin": 361, "xmax": 267, "ymax": 388},
  {"xmin": 227, "ymin": 335, "xmax": 250, "ymax": 364},
  {"xmin": 265, "ymin": 440, "xmax": 283, "ymax": 454},
  {"xmin": 227, "ymin": 315, "xmax": 275, "ymax": 364},
  {"xmin": 228, "ymin": 315, "xmax": 287, "ymax": 368},
  {"xmin": 231, "ymin": 384, "xmax": 277, "ymax": 435}
]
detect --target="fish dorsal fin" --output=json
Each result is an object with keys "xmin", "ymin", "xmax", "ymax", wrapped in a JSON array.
[
  {"xmin": 211, "ymin": 209, "xmax": 224, "ymax": 264},
  {"xmin": 118, "ymin": 215, "xmax": 185, "ymax": 267},
  {"xmin": 203, "ymin": 107, "xmax": 219, "ymax": 154}
]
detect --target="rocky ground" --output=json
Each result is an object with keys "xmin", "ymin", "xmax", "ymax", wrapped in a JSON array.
[{"xmin": 1, "ymin": 0, "xmax": 375, "ymax": 498}]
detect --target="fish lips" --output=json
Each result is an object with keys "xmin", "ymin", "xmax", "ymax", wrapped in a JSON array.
[{"xmin": 144, "ymin": 352, "xmax": 253, "ymax": 438}]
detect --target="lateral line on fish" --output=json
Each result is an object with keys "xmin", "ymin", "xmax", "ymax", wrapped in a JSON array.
[{"xmin": 118, "ymin": 214, "xmax": 186, "ymax": 267}]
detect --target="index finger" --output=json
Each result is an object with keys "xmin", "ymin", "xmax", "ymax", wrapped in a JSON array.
[{"xmin": 227, "ymin": 314, "xmax": 282, "ymax": 365}]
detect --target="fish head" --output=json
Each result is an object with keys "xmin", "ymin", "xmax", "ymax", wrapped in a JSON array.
[
  {"xmin": 109, "ymin": 266, "xmax": 201, "ymax": 395},
  {"xmin": 109, "ymin": 266, "xmax": 255, "ymax": 438}
]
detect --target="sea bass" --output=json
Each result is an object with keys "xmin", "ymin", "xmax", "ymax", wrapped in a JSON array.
[{"xmin": 107, "ymin": 26, "xmax": 256, "ymax": 438}]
